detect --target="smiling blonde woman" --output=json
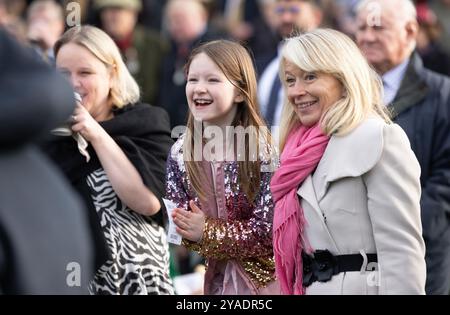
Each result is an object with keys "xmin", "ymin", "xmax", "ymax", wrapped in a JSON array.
[
  {"xmin": 42, "ymin": 25, "xmax": 174, "ymax": 295},
  {"xmin": 271, "ymin": 28, "xmax": 426, "ymax": 295}
]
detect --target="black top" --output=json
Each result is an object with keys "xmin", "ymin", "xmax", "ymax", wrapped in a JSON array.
[{"xmin": 41, "ymin": 103, "xmax": 174, "ymax": 269}]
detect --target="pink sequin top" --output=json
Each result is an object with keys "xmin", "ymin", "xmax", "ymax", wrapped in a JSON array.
[{"xmin": 165, "ymin": 135, "xmax": 278, "ymax": 294}]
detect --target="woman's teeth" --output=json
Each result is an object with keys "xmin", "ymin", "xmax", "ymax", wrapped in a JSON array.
[
  {"xmin": 297, "ymin": 101, "xmax": 317, "ymax": 109},
  {"xmin": 195, "ymin": 99, "xmax": 213, "ymax": 106}
]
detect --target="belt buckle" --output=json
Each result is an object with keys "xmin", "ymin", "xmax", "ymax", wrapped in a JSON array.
[
  {"xmin": 313, "ymin": 250, "xmax": 338, "ymax": 282},
  {"xmin": 302, "ymin": 249, "xmax": 338, "ymax": 287}
]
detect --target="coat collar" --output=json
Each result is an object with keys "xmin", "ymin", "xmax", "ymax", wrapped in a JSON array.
[
  {"xmin": 299, "ymin": 118, "xmax": 385, "ymax": 205},
  {"xmin": 390, "ymin": 53, "xmax": 429, "ymax": 118}
]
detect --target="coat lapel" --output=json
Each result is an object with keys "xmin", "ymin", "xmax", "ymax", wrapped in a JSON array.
[
  {"xmin": 390, "ymin": 53, "xmax": 428, "ymax": 119},
  {"xmin": 313, "ymin": 118, "xmax": 384, "ymax": 201},
  {"xmin": 297, "ymin": 174, "xmax": 340, "ymax": 253},
  {"xmin": 297, "ymin": 175, "xmax": 323, "ymax": 220}
]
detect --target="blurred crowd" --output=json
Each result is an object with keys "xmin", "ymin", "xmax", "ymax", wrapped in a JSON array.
[{"xmin": 2, "ymin": 0, "xmax": 450, "ymax": 100}]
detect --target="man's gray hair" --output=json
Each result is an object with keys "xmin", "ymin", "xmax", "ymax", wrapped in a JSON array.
[{"xmin": 355, "ymin": 0, "xmax": 417, "ymax": 22}]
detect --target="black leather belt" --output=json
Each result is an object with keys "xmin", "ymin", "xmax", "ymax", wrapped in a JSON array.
[{"xmin": 302, "ymin": 250, "xmax": 378, "ymax": 287}]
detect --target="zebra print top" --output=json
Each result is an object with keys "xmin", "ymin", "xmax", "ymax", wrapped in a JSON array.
[{"xmin": 87, "ymin": 169, "xmax": 174, "ymax": 295}]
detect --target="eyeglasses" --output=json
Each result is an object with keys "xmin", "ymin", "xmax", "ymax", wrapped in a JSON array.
[{"xmin": 275, "ymin": 6, "xmax": 301, "ymax": 15}]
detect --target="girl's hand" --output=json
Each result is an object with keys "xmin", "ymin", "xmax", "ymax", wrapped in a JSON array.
[
  {"xmin": 71, "ymin": 104, "xmax": 105, "ymax": 144},
  {"xmin": 172, "ymin": 200, "xmax": 206, "ymax": 242}
]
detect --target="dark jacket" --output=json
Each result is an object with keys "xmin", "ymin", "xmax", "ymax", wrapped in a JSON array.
[
  {"xmin": 41, "ymin": 103, "xmax": 174, "ymax": 270},
  {"xmin": 419, "ymin": 43, "xmax": 450, "ymax": 77},
  {"xmin": 0, "ymin": 30, "xmax": 93, "ymax": 294},
  {"xmin": 391, "ymin": 53, "xmax": 450, "ymax": 295}
]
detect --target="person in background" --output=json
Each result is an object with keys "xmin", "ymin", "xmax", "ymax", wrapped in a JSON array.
[
  {"xmin": 205, "ymin": 0, "xmax": 281, "ymax": 69},
  {"xmin": 258, "ymin": 0, "xmax": 323, "ymax": 134},
  {"xmin": 138, "ymin": 0, "xmax": 167, "ymax": 31},
  {"xmin": 26, "ymin": 0, "xmax": 65, "ymax": 63},
  {"xmin": 415, "ymin": 2, "xmax": 450, "ymax": 76},
  {"xmin": 429, "ymin": 0, "xmax": 450, "ymax": 56},
  {"xmin": 0, "ymin": 0, "xmax": 27, "ymax": 42},
  {"xmin": 356, "ymin": 0, "xmax": 450, "ymax": 294},
  {"xmin": 94, "ymin": 0, "xmax": 168, "ymax": 106},
  {"xmin": 159, "ymin": 0, "xmax": 224, "ymax": 129},
  {"xmin": 246, "ymin": 0, "xmax": 282, "ymax": 72},
  {"xmin": 356, "ymin": 0, "xmax": 450, "ymax": 295},
  {"xmin": 207, "ymin": 0, "xmax": 262, "ymax": 42}
]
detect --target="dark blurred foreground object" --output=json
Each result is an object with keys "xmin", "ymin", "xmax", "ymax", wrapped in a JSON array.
[{"xmin": 0, "ymin": 29, "xmax": 93, "ymax": 294}]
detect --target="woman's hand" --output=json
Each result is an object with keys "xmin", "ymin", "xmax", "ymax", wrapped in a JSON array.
[
  {"xmin": 172, "ymin": 200, "xmax": 206, "ymax": 242},
  {"xmin": 71, "ymin": 104, "xmax": 160, "ymax": 216},
  {"xmin": 71, "ymin": 104, "xmax": 105, "ymax": 144}
]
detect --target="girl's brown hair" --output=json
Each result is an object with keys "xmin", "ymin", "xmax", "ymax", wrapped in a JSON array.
[{"xmin": 183, "ymin": 40, "xmax": 274, "ymax": 202}]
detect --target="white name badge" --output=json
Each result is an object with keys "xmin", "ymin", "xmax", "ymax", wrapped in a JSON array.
[{"xmin": 163, "ymin": 198, "xmax": 182, "ymax": 245}]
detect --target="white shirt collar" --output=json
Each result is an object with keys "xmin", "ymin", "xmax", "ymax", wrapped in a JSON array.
[{"xmin": 382, "ymin": 58, "xmax": 410, "ymax": 105}]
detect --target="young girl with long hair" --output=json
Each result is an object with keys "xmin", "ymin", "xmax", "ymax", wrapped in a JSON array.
[{"xmin": 165, "ymin": 40, "xmax": 280, "ymax": 295}]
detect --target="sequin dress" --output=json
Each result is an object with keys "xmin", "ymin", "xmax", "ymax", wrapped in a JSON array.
[{"xmin": 165, "ymin": 135, "xmax": 280, "ymax": 294}]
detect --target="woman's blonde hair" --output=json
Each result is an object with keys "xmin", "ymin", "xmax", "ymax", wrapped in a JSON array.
[
  {"xmin": 183, "ymin": 39, "xmax": 274, "ymax": 202},
  {"xmin": 278, "ymin": 28, "xmax": 391, "ymax": 151},
  {"xmin": 54, "ymin": 25, "xmax": 140, "ymax": 108}
]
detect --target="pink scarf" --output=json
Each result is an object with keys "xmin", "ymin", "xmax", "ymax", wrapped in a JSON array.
[{"xmin": 271, "ymin": 124, "xmax": 329, "ymax": 295}]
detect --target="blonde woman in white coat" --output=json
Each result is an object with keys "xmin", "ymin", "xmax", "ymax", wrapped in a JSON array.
[{"xmin": 271, "ymin": 29, "xmax": 426, "ymax": 295}]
